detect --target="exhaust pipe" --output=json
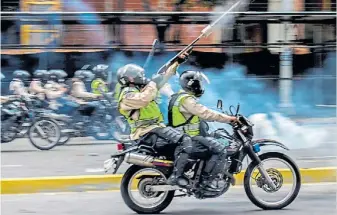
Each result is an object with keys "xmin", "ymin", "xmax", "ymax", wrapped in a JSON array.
[{"xmin": 124, "ymin": 152, "xmax": 155, "ymax": 167}]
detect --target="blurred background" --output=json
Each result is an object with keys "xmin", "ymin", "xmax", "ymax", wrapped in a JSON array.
[{"xmin": 1, "ymin": 0, "xmax": 336, "ymax": 119}]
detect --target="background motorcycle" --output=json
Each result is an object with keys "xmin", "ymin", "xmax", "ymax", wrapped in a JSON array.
[
  {"xmin": 104, "ymin": 102, "xmax": 301, "ymax": 214},
  {"xmin": 1, "ymin": 96, "xmax": 61, "ymax": 150},
  {"xmin": 55, "ymin": 95, "xmax": 123, "ymax": 144}
]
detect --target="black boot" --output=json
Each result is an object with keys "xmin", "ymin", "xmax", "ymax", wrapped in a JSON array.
[
  {"xmin": 200, "ymin": 174, "xmax": 221, "ymax": 192},
  {"xmin": 166, "ymin": 153, "xmax": 189, "ymax": 187},
  {"xmin": 200, "ymin": 154, "xmax": 227, "ymax": 192}
]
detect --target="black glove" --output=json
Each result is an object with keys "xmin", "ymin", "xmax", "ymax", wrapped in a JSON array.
[
  {"xmin": 177, "ymin": 55, "xmax": 188, "ymax": 64},
  {"xmin": 176, "ymin": 47, "xmax": 193, "ymax": 64}
]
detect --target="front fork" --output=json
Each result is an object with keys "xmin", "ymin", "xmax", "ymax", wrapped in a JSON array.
[
  {"xmin": 238, "ymin": 129, "xmax": 277, "ymax": 190},
  {"xmin": 246, "ymin": 144, "xmax": 277, "ymax": 190}
]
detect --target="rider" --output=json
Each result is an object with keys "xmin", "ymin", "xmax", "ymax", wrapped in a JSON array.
[
  {"xmin": 168, "ymin": 70, "xmax": 237, "ymax": 190},
  {"xmin": 44, "ymin": 70, "xmax": 69, "ymax": 110},
  {"xmin": 9, "ymin": 70, "xmax": 31, "ymax": 97},
  {"xmin": 29, "ymin": 70, "xmax": 48, "ymax": 100},
  {"xmin": 117, "ymin": 52, "xmax": 194, "ymax": 187},
  {"xmin": 71, "ymin": 70, "xmax": 100, "ymax": 102},
  {"xmin": 91, "ymin": 64, "xmax": 109, "ymax": 95}
]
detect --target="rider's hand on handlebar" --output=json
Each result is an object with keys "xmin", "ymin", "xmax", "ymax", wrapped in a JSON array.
[{"xmin": 229, "ymin": 116, "xmax": 239, "ymax": 126}]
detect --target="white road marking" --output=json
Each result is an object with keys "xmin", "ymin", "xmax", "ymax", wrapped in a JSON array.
[
  {"xmin": 85, "ymin": 168, "xmax": 106, "ymax": 173},
  {"xmin": 297, "ymin": 156, "xmax": 337, "ymax": 160},
  {"xmin": 1, "ymin": 165, "xmax": 23, "ymax": 168}
]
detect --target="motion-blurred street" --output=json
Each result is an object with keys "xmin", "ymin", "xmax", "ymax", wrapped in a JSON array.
[{"xmin": 2, "ymin": 184, "xmax": 336, "ymax": 215}]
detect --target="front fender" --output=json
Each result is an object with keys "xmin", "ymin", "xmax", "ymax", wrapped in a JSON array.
[{"xmin": 251, "ymin": 139, "xmax": 289, "ymax": 150}]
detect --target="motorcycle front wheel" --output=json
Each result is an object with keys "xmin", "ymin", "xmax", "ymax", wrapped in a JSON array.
[
  {"xmin": 28, "ymin": 118, "xmax": 61, "ymax": 150},
  {"xmin": 120, "ymin": 165, "xmax": 175, "ymax": 214},
  {"xmin": 244, "ymin": 152, "xmax": 301, "ymax": 210}
]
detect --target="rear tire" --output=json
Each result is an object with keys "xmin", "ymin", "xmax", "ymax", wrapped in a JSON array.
[
  {"xmin": 0, "ymin": 120, "xmax": 19, "ymax": 143},
  {"xmin": 244, "ymin": 152, "xmax": 301, "ymax": 210},
  {"xmin": 120, "ymin": 165, "xmax": 174, "ymax": 214}
]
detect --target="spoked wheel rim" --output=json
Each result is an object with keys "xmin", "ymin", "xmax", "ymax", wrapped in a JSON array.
[
  {"xmin": 30, "ymin": 120, "xmax": 60, "ymax": 148},
  {"xmin": 127, "ymin": 168, "xmax": 169, "ymax": 209},
  {"xmin": 248, "ymin": 158, "xmax": 298, "ymax": 207}
]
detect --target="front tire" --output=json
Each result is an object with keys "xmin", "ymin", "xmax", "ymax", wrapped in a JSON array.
[
  {"xmin": 28, "ymin": 118, "xmax": 61, "ymax": 150},
  {"xmin": 244, "ymin": 152, "xmax": 301, "ymax": 210},
  {"xmin": 120, "ymin": 165, "xmax": 174, "ymax": 214}
]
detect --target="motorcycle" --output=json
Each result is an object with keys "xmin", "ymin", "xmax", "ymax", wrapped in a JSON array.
[
  {"xmin": 1, "ymin": 96, "xmax": 61, "ymax": 150},
  {"xmin": 103, "ymin": 101, "xmax": 301, "ymax": 214},
  {"xmin": 55, "ymin": 95, "xmax": 126, "ymax": 144}
]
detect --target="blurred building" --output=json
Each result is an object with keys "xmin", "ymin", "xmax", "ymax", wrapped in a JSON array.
[{"xmin": 1, "ymin": 0, "xmax": 336, "ymax": 53}]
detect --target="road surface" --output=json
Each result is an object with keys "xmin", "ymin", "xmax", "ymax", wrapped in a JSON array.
[
  {"xmin": 1, "ymin": 184, "xmax": 336, "ymax": 215},
  {"xmin": 1, "ymin": 135, "xmax": 336, "ymax": 178}
]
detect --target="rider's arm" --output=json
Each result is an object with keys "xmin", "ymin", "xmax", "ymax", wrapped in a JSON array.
[
  {"xmin": 72, "ymin": 82, "xmax": 97, "ymax": 99},
  {"xmin": 10, "ymin": 81, "xmax": 30, "ymax": 97},
  {"xmin": 44, "ymin": 83, "xmax": 66, "ymax": 99},
  {"xmin": 159, "ymin": 83, "xmax": 174, "ymax": 98},
  {"xmin": 151, "ymin": 62, "xmax": 179, "ymax": 90},
  {"xmin": 119, "ymin": 81, "xmax": 158, "ymax": 110},
  {"xmin": 45, "ymin": 89, "xmax": 64, "ymax": 99},
  {"xmin": 181, "ymin": 97, "xmax": 236, "ymax": 123},
  {"xmin": 161, "ymin": 62, "xmax": 179, "ymax": 84}
]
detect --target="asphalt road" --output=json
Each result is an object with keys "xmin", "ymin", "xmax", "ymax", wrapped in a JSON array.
[
  {"xmin": 1, "ymin": 184, "xmax": 336, "ymax": 215},
  {"xmin": 1, "ymin": 135, "xmax": 336, "ymax": 178}
]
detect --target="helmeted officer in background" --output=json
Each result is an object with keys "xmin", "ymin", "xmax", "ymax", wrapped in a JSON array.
[
  {"xmin": 44, "ymin": 70, "xmax": 68, "ymax": 101},
  {"xmin": 9, "ymin": 70, "xmax": 31, "ymax": 97},
  {"xmin": 168, "ymin": 70, "xmax": 237, "ymax": 190},
  {"xmin": 71, "ymin": 70, "xmax": 100, "ymax": 102},
  {"xmin": 91, "ymin": 64, "xmax": 109, "ymax": 95},
  {"xmin": 117, "ymin": 52, "xmax": 194, "ymax": 187},
  {"xmin": 29, "ymin": 70, "xmax": 48, "ymax": 100},
  {"xmin": 0, "ymin": 72, "xmax": 15, "ymax": 103}
]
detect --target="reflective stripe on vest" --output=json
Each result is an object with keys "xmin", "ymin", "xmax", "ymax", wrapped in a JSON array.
[
  {"xmin": 171, "ymin": 92, "xmax": 200, "ymax": 137},
  {"xmin": 118, "ymin": 87, "xmax": 163, "ymax": 135}
]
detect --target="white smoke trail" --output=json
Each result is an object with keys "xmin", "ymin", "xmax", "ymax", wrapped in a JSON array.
[
  {"xmin": 210, "ymin": 0, "xmax": 250, "ymax": 30},
  {"xmin": 248, "ymin": 112, "xmax": 330, "ymax": 149}
]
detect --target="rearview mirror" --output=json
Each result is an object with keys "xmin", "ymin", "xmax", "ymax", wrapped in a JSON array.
[
  {"xmin": 217, "ymin": 99, "xmax": 223, "ymax": 110},
  {"xmin": 236, "ymin": 103, "xmax": 240, "ymax": 115}
]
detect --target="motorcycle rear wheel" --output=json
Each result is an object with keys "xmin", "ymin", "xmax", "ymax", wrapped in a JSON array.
[
  {"xmin": 120, "ymin": 165, "xmax": 175, "ymax": 214},
  {"xmin": 0, "ymin": 128, "xmax": 17, "ymax": 143},
  {"xmin": 0, "ymin": 121, "xmax": 19, "ymax": 143},
  {"xmin": 244, "ymin": 152, "xmax": 301, "ymax": 210}
]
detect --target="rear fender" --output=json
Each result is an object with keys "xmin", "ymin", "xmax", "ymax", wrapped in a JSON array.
[
  {"xmin": 251, "ymin": 139, "xmax": 289, "ymax": 150},
  {"xmin": 110, "ymin": 145, "xmax": 138, "ymax": 158}
]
